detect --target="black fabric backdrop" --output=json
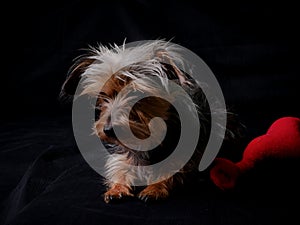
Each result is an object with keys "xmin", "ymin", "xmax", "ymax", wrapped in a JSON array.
[{"xmin": 1, "ymin": 1, "xmax": 299, "ymax": 225}]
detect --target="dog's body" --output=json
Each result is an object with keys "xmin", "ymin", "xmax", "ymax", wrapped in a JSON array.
[{"xmin": 61, "ymin": 40, "xmax": 233, "ymax": 203}]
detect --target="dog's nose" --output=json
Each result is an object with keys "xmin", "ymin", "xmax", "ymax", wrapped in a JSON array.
[{"xmin": 103, "ymin": 124, "xmax": 116, "ymax": 138}]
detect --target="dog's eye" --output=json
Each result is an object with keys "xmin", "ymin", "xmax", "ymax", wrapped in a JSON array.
[
  {"xmin": 95, "ymin": 106, "xmax": 101, "ymax": 121},
  {"xmin": 99, "ymin": 92, "xmax": 110, "ymax": 103},
  {"xmin": 103, "ymin": 98, "xmax": 109, "ymax": 103}
]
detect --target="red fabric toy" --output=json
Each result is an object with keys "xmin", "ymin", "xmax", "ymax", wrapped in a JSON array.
[{"xmin": 210, "ymin": 117, "xmax": 300, "ymax": 190}]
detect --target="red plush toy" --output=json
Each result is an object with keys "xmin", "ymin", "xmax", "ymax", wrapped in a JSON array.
[{"xmin": 210, "ymin": 117, "xmax": 300, "ymax": 190}]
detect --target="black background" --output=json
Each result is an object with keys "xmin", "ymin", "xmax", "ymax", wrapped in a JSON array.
[
  {"xmin": 2, "ymin": 0, "xmax": 299, "ymax": 125},
  {"xmin": 1, "ymin": 1, "xmax": 299, "ymax": 225}
]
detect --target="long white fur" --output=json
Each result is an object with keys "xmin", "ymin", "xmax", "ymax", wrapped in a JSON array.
[{"xmin": 80, "ymin": 40, "xmax": 183, "ymax": 96}]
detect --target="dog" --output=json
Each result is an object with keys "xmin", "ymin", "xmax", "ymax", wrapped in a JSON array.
[{"xmin": 61, "ymin": 40, "xmax": 235, "ymax": 203}]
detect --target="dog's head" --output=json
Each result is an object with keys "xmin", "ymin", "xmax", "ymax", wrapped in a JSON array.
[{"xmin": 61, "ymin": 41, "xmax": 211, "ymax": 164}]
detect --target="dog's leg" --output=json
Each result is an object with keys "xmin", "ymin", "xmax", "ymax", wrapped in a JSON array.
[
  {"xmin": 138, "ymin": 181, "xmax": 170, "ymax": 202},
  {"xmin": 103, "ymin": 154, "xmax": 136, "ymax": 203},
  {"xmin": 137, "ymin": 173, "xmax": 184, "ymax": 202}
]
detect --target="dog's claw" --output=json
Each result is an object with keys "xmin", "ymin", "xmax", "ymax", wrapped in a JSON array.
[
  {"xmin": 104, "ymin": 195, "xmax": 110, "ymax": 204},
  {"xmin": 143, "ymin": 196, "xmax": 149, "ymax": 202},
  {"xmin": 138, "ymin": 193, "xmax": 152, "ymax": 203},
  {"xmin": 138, "ymin": 195, "xmax": 144, "ymax": 201}
]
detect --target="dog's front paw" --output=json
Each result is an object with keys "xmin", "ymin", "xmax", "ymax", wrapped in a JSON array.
[
  {"xmin": 104, "ymin": 184, "xmax": 133, "ymax": 203},
  {"xmin": 138, "ymin": 184, "xmax": 170, "ymax": 202}
]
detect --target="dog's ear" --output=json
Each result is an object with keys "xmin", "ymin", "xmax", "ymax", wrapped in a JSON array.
[
  {"xmin": 155, "ymin": 50, "xmax": 189, "ymax": 86},
  {"xmin": 60, "ymin": 57, "xmax": 95, "ymax": 97}
]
